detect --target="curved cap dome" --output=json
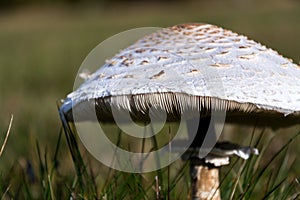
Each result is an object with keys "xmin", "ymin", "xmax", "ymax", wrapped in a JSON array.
[{"xmin": 60, "ymin": 23, "xmax": 300, "ymax": 124}]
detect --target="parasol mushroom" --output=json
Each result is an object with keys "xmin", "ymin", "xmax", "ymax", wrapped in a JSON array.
[{"xmin": 59, "ymin": 23, "xmax": 300, "ymax": 200}]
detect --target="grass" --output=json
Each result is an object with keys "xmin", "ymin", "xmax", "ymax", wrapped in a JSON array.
[
  {"xmin": 0, "ymin": 115, "xmax": 13, "ymax": 157},
  {"xmin": 1, "ymin": 119, "xmax": 299, "ymax": 199},
  {"xmin": 0, "ymin": 0, "xmax": 300, "ymax": 198},
  {"xmin": 220, "ymin": 129, "xmax": 300, "ymax": 199}
]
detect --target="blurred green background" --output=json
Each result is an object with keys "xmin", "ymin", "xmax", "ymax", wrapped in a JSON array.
[{"xmin": 0, "ymin": 0, "xmax": 299, "ymax": 182}]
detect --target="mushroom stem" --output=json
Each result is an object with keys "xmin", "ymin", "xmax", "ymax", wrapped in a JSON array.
[{"xmin": 190, "ymin": 159, "xmax": 220, "ymax": 200}]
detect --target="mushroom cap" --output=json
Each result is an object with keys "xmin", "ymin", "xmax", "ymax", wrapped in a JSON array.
[{"xmin": 61, "ymin": 23, "xmax": 300, "ymax": 125}]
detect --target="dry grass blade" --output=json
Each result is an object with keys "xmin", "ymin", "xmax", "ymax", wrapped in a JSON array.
[
  {"xmin": 1, "ymin": 184, "xmax": 11, "ymax": 200},
  {"xmin": 0, "ymin": 115, "xmax": 13, "ymax": 157}
]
